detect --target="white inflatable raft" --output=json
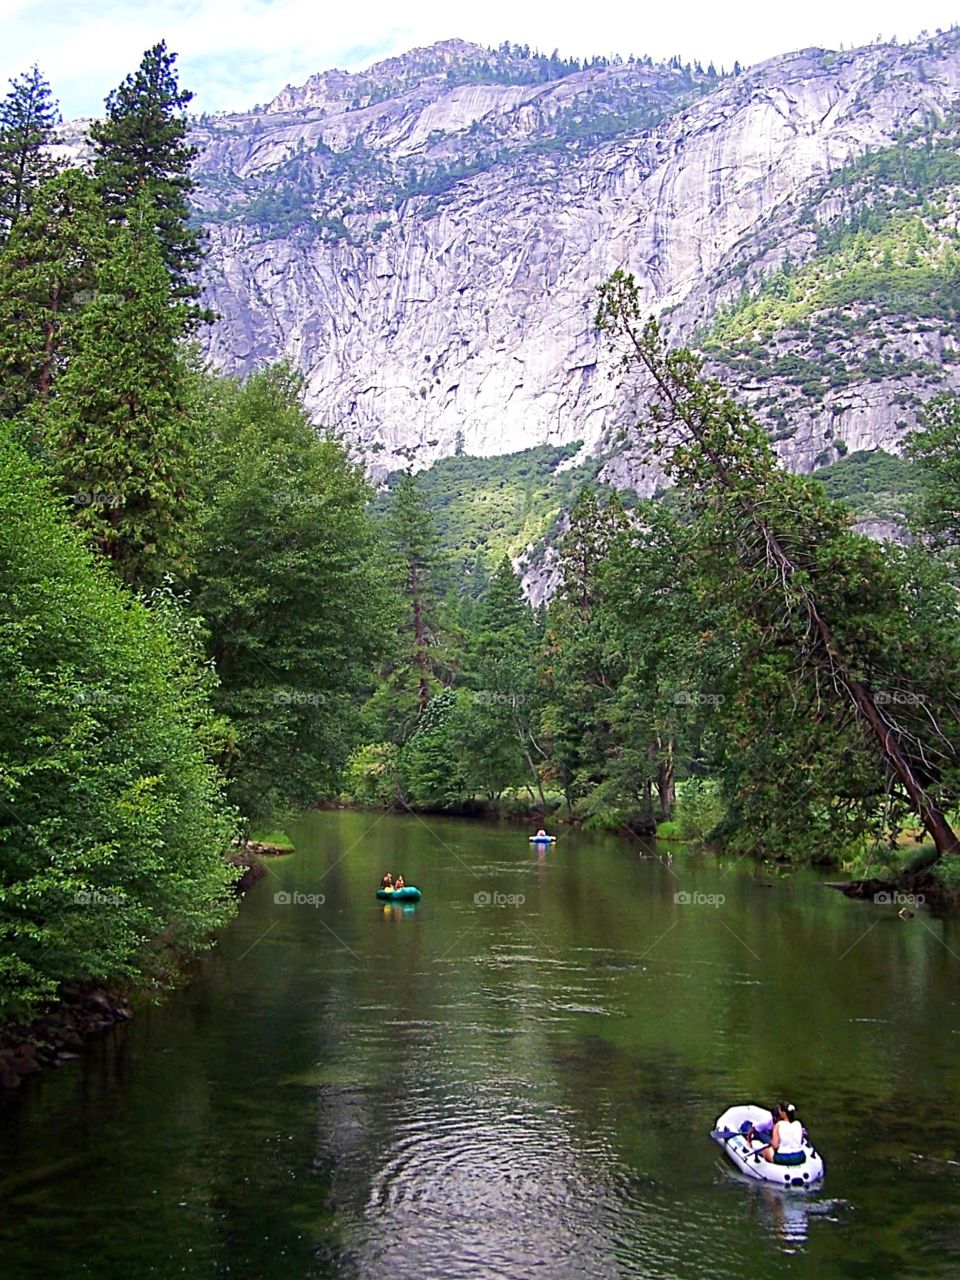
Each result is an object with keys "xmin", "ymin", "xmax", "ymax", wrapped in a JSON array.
[{"xmin": 712, "ymin": 1105, "xmax": 825, "ymax": 1187}]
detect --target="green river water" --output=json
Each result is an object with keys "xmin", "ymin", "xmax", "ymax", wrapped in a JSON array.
[{"xmin": 2, "ymin": 811, "xmax": 960, "ymax": 1279}]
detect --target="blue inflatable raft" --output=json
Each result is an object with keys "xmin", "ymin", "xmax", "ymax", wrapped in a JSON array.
[{"xmin": 376, "ymin": 886, "xmax": 422, "ymax": 902}]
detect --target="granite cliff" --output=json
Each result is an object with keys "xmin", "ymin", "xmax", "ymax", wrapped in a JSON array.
[{"xmin": 188, "ymin": 31, "xmax": 960, "ymax": 498}]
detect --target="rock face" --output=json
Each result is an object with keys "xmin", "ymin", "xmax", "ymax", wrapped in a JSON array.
[{"xmin": 190, "ymin": 33, "xmax": 960, "ymax": 481}]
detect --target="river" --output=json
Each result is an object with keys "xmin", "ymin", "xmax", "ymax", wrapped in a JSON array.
[{"xmin": 2, "ymin": 811, "xmax": 960, "ymax": 1278}]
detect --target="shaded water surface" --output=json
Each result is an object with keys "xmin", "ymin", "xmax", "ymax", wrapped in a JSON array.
[{"xmin": 3, "ymin": 812, "xmax": 960, "ymax": 1278}]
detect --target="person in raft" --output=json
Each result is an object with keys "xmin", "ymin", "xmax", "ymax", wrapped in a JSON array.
[
  {"xmin": 535, "ymin": 828, "xmax": 548, "ymax": 838},
  {"xmin": 754, "ymin": 1102, "xmax": 805, "ymax": 1163},
  {"xmin": 394, "ymin": 874, "xmax": 405, "ymax": 890},
  {"xmin": 380, "ymin": 873, "xmax": 394, "ymax": 890}
]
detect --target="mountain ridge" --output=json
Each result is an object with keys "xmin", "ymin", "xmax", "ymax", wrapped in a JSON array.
[{"xmin": 186, "ymin": 29, "xmax": 960, "ymax": 499}]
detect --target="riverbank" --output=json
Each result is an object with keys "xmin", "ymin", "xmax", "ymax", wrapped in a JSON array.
[
  {"xmin": 228, "ymin": 835, "xmax": 296, "ymax": 893},
  {"xmin": 0, "ymin": 836, "xmax": 295, "ymax": 1092},
  {"xmin": 0, "ymin": 986, "xmax": 134, "ymax": 1090}
]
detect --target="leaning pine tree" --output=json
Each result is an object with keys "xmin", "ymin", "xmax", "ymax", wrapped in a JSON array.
[{"xmin": 597, "ymin": 269, "xmax": 960, "ymax": 875}]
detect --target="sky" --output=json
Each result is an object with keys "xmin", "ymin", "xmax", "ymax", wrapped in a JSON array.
[{"xmin": 2, "ymin": 0, "xmax": 960, "ymax": 119}]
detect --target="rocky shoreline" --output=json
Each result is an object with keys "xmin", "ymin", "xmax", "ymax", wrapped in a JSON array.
[
  {"xmin": 0, "ymin": 838, "xmax": 293, "ymax": 1092},
  {"xmin": 227, "ymin": 838, "xmax": 294, "ymax": 893},
  {"xmin": 0, "ymin": 986, "xmax": 133, "ymax": 1091}
]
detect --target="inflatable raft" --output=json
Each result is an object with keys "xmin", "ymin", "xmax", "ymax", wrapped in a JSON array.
[
  {"xmin": 711, "ymin": 1105, "xmax": 824, "ymax": 1187},
  {"xmin": 529, "ymin": 835, "xmax": 556, "ymax": 843},
  {"xmin": 376, "ymin": 886, "xmax": 421, "ymax": 902}
]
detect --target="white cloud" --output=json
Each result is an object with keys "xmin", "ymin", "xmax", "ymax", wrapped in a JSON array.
[{"xmin": 1, "ymin": 0, "xmax": 958, "ymax": 118}]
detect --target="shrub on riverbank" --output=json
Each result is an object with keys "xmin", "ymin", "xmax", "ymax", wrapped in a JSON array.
[
  {"xmin": 0, "ymin": 431, "xmax": 237, "ymax": 1023},
  {"xmin": 674, "ymin": 779, "xmax": 725, "ymax": 842}
]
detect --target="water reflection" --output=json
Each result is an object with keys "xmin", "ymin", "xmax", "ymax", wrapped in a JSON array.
[
  {"xmin": 741, "ymin": 1182, "xmax": 850, "ymax": 1256},
  {"xmin": 1, "ymin": 812, "xmax": 960, "ymax": 1279}
]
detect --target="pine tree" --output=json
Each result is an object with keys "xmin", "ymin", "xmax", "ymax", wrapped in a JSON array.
[
  {"xmin": 540, "ymin": 489, "xmax": 629, "ymax": 816},
  {"xmin": 42, "ymin": 195, "xmax": 199, "ymax": 589},
  {"xmin": 0, "ymin": 170, "xmax": 105, "ymax": 420},
  {"xmin": 90, "ymin": 42, "xmax": 204, "ymax": 313},
  {"xmin": 189, "ymin": 364, "xmax": 393, "ymax": 822},
  {"xmin": 559, "ymin": 487, "xmax": 628, "ymax": 620},
  {"xmin": 463, "ymin": 557, "xmax": 545, "ymax": 803},
  {"xmin": 0, "ymin": 65, "xmax": 60, "ymax": 242},
  {"xmin": 386, "ymin": 472, "xmax": 441, "ymax": 716}
]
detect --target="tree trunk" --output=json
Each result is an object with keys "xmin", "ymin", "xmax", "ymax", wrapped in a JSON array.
[
  {"xmin": 657, "ymin": 739, "xmax": 675, "ymax": 823},
  {"xmin": 410, "ymin": 563, "xmax": 430, "ymax": 713},
  {"xmin": 641, "ymin": 775, "xmax": 655, "ymax": 831},
  {"xmin": 522, "ymin": 744, "xmax": 547, "ymax": 811}
]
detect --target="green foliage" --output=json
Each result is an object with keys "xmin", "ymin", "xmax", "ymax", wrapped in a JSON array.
[
  {"xmin": 41, "ymin": 198, "xmax": 199, "ymax": 590},
  {"xmin": 0, "ymin": 427, "xmax": 236, "ymax": 1022},
  {"xmin": 397, "ymin": 688, "xmax": 468, "ymax": 809},
  {"xmin": 655, "ymin": 820, "xmax": 681, "ymax": 839},
  {"xmin": 459, "ymin": 557, "xmax": 543, "ymax": 800},
  {"xmin": 90, "ymin": 41, "xmax": 204, "ymax": 311},
  {"xmin": 570, "ymin": 499, "xmax": 729, "ymax": 830},
  {"xmin": 707, "ymin": 213, "xmax": 960, "ymax": 347},
  {"xmin": 540, "ymin": 488, "xmax": 635, "ymax": 814},
  {"xmin": 190, "ymin": 364, "xmax": 392, "ymax": 822},
  {"xmin": 933, "ymin": 853, "xmax": 960, "ymax": 893},
  {"xmin": 365, "ymin": 472, "xmax": 446, "ymax": 740},
  {"xmin": 0, "ymin": 65, "xmax": 60, "ymax": 241},
  {"xmin": 811, "ymin": 449, "xmax": 920, "ymax": 522},
  {"xmin": 375, "ymin": 443, "xmax": 599, "ymax": 586},
  {"xmin": 342, "ymin": 742, "xmax": 403, "ymax": 807},
  {"xmin": 0, "ymin": 170, "xmax": 105, "ymax": 420},
  {"xmin": 598, "ymin": 273, "xmax": 960, "ymax": 864}
]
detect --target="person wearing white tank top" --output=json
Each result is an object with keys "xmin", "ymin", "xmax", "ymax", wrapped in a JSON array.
[{"xmin": 761, "ymin": 1102, "xmax": 805, "ymax": 1162}]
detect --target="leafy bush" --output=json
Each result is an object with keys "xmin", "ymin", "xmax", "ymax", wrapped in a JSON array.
[
  {"xmin": 675, "ymin": 779, "xmax": 725, "ymax": 842},
  {"xmin": 343, "ymin": 742, "xmax": 402, "ymax": 807},
  {"xmin": 0, "ymin": 428, "xmax": 237, "ymax": 1022},
  {"xmin": 397, "ymin": 689, "xmax": 468, "ymax": 809}
]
